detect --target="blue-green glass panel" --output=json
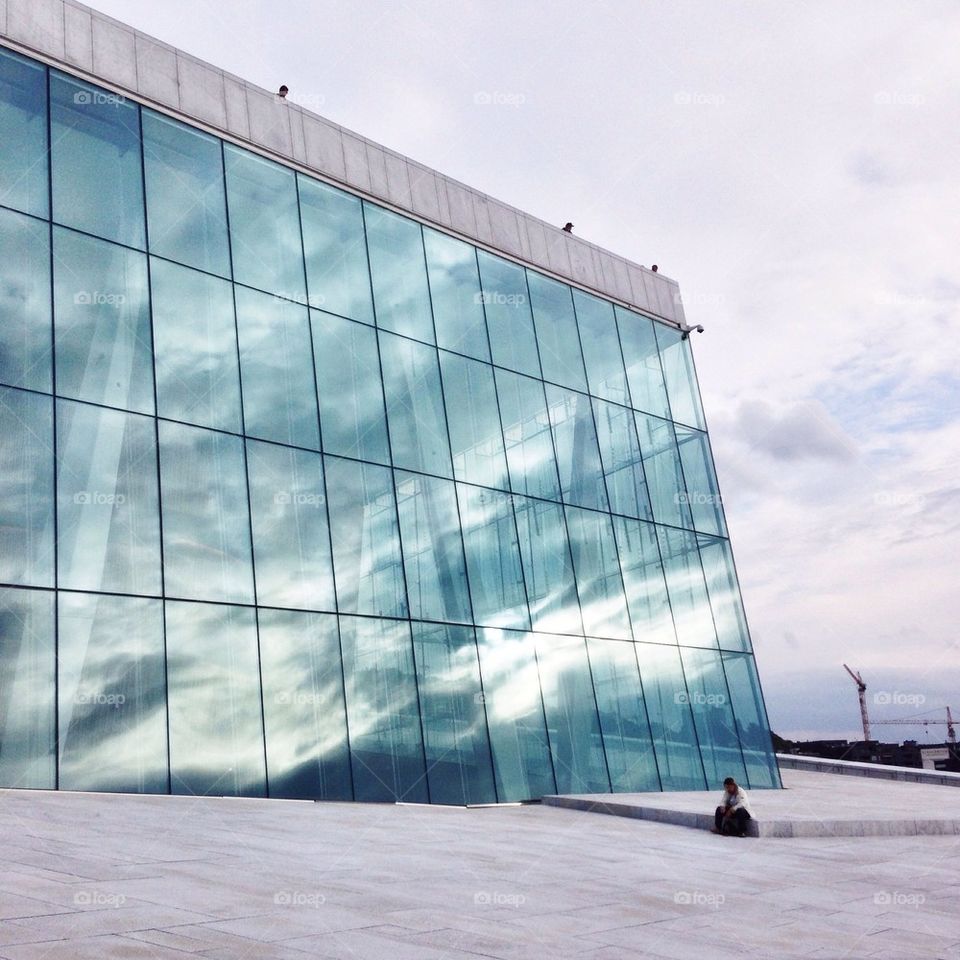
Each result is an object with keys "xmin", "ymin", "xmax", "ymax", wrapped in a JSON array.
[
  {"xmin": 0, "ymin": 208, "xmax": 51, "ymax": 392},
  {"xmin": 495, "ymin": 368, "xmax": 560, "ymax": 501},
  {"xmin": 656, "ymin": 525, "xmax": 717, "ymax": 648},
  {"xmin": 440, "ymin": 352, "xmax": 508, "ymax": 489},
  {"xmin": 565, "ymin": 506, "xmax": 631, "ymax": 640},
  {"xmin": 56, "ymin": 400, "xmax": 161, "ymax": 595},
  {"xmin": 340, "ymin": 615, "xmax": 428, "ymax": 802},
  {"xmin": 535, "ymin": 634, "xmax": 610, "ymax": 793},
  {"xmin": 298, "ymin": 175, "xmax": 374, "ymax": 323},
  {"xmin": 50, "ymin": 72, "xmax": 145, "ymax": 249},
  {"xmin": 424, "ymin": 228, "xmax": 489, "ymax": 361},
  {"xmin": 224, "ymin": 144, "xmax": 305, "ymax": 300},
  {"xmin": 166, "ymin": 600, "xmax": 266, "ymax": 797},
  {"xmin": 680, "ymin": 646, "xmax": 747, "ymax": 789},
  {"xmin": 476, "ymin": 251, "xmax": 540, "ymax": 378},
  {"xmin": 475, "ymin": 627, "xmax": 555, "ymax": 801},
  {"xmin": 324, "ymin": 456, "xmax": 406, "ymax": 617},
  {"xmin": 721, "ymin": 651, "xmax": 781, "ymax": 788},
  {"xmin": 615, "ymin": 306, "xmax": 670, "ymax": 420},
  {"xmin": 312, "ymin": 310, "xmax": 390, "ymax": 464},
  {"xmin": 656, "ymin": 322, "xmax": 706, "ymax": 429},
  {"xmin": 593, "ymin": 398, "xmax": 653, "ymax": 521},
  {"xmin": 235, "ymin": 286, "xmax": 320, "ymax": 449},
  {"xmin": 457, "ymin": 483, "xmax": 529, "ymax": 630},
  {"xmin": 527, "ymin": 271, "xmax": 587, "ymax": 391},
  {"xmin": 676, "ymin": 425, "xmax": 726, "ymax": 536},
  {"xmin": 0, "ymin": 47, "xmax": 48, "ymax": 218},
  {"xmin": 364, "ymin": 202, "xmax": 433, "ymax": 342},
  {"xmin": 158, "ymin": 421, "xmax": 254, "ymax": 604},
  {"xmin": 0, "ymin": 586, "xmax": 55, "ymax": 789},
  {"xmin": 698, "ymin": 534, "xmax": 751, "ymax": 652},
  {"xmin": 52, "ymin": 227, "xmax": 153, "ymax": 414},
  {"xmin": 246, "ymin": 440, "xmax": 335, "ymax": 611},
  {"xmin": 150, "ymin": 258, "xmax": 242, "ymax": 433},
  {"xmin": 635, "ymin": 642, "xmax": 706, "ymax": 790},
  {"xmin": 613, "ymin": 516, "xmax": 676, "ymax": 645},
  {"xmin": 0, "ymin": 387, "xmax": 54, "ymax": 587},
  {"xmin": 142, "ymin": 110, "xmax": 230, "ymax": 277},
  {"xmin": 395, "ymin": 471, "xmax": 471, "ymax": 623},
  {"xmin": 635, "ymin": 412, "xmax": 692, "ymax": 529},
  {"xmin": 412, "ymin": 622, "xmax": 497, "ymax": 805},
  {"xmin": 379, "ymin": 331, "xmax": 452, "ymax": 477},
  {"xmin": 545, "ymin": 385, "xmax": 608, "ymax": 510},
  {"xmin": 57, "ymin": 592, "xmax": 167, "ymax": 793},
  {"xmin": 259, "ymin": 608, "xmax": 352, "ymax": 800},
  {"xmin": 514, "ymin": 496, "xmax": 583, "ymax": 635},
  {"xmin": 587, "ymin": 638, "xmax": 660, "ymax": 791},
  {"xmin": 573, "ymin": 290, "xmax": 629, "ymax": 404}
]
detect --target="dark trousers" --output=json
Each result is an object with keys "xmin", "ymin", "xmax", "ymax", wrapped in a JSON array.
[{"xmin": 715, "ymin": 806, "xmax": 751, "ymax": 835}]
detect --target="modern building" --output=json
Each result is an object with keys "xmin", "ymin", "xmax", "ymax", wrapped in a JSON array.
[{"xmin": 0, "ymin": 0, "xmax": 779, "ymax": 805}]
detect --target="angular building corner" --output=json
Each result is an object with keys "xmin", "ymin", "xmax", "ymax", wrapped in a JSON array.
[{"xmin": 0, "ymin": 0, "xmax": 780, "ymax": 803}]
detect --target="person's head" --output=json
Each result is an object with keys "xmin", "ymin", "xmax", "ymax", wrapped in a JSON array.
[{"xmin": 723, "ymin": 777, "xmax": 738, "ymax": 795}]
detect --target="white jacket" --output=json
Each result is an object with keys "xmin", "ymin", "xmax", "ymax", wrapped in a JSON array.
[{"xmin": 721, "ymin": 787, "xmax": 752, "ymax": 816}]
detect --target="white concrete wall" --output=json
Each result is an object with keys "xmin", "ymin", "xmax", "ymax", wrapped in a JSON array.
[{"xmin": 0, "ymin": 0, "xmax": 686, "ymax": 327}]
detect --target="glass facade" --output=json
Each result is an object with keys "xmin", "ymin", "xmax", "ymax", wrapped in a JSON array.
[{"xmin": 0, "ymin": 45, "xmax": 780, "ymax": 802}]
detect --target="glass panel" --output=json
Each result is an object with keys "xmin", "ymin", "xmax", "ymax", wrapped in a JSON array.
[
  {"xmin": 0, "ymin": 47, "xmax": 48, "ymax": 218},
  {"xmin": 379, "ymin": 331, "xmax": 452, "ymax": 477},
  {"xmin": 235, "ymin": 286, "xmax": 320, "ymax": 449},
  {"xmin": 656, "ymin": 322, "xmax": 706, "ymax": 429},
  {"xmin": 339, "ymin": 614, "xmax": 427, "ymax": 802},
  {"xmin": 158, "ymin": 421, "xmax": 254, "ymax": 604},
  {"xmin": 165, "ymin": 600, "xmax": 266, "ymax": 797},
  {"xmin": 545, "ymin": 385, "xmax": 608, "ymax": 510},
  {"xmin": 681, "ymin": 646, "xmax": 747, "ymax": 789},
  {"xmin": 246, "ymin": 439, "xmax": 335, "ymax": 611},
  {"xmin": 634, "ymin": 642, "xmax": 706, "ymax": 790},
  {"xmin": 573, "ymin": 290, "xmax": 629, "ymax": 404},
  {"xmin": 424, "ymin": 228, "xmax": 489, "ymax": 361},
  {"xmin": 440, "ymin": 352, "xmax": 508, "ymax": 489},
  {"xmin": 298, "ymin": 174, "xmax": 373, "ymax": 323},
  {"xmin": 698, "ymin": 535, "xmax": 751, "ymax": 652},
  {"xmin": 527, "ymin": 272, "xmax": 586, "ymax": 391},
  {"xmin": 587, "ymin": 638, "xmax": 660, "ymax": 791},
  {"xmin": 50, "ymin": 72, "xmax": 145, "ymax": 249},
  {"xmin": 514, "ymin": 496, "xmax": 582, "ymax": 635},
  {"xmin": 656, "ymin": 524, "xmax": 717, "ymax": 648},
  {"xmin": 495, "ymin": 369, "xmax": 560, "ymax": 501},
  {"xmin": 535, "ymin": 634, "xmax": 610, "ymax": 793},
  {"xmin": 593, "ymin": 398, "xmax": 653, "ymax": 520},
  {"xmin": 364, "ymin": 202, "xmax": 433, "ymax": 342},
  {"xmin": 259, "ymin": 608, "xmax": 352, "ymax": 800},
  {"xmin": 613, "ymin": 516, "xmax": 676, "ymax": 645},
  {"xmin": 0, "ymin": 208, "xmax": 51, "ymax": 392},
  {"xmin": 721, "ymin": 652, "xmax": 780, "ymax": 788},
  {"xmin": 53, "ymin": 227, "xmax": 153, "ymax": 414},
  {"xmin": 565, "ymin": 506, "xmax": 631, "ymax": 640},
  {"xmin": 616, "ymin": 307, "xmax": 670, "ymax": 420},
  {"xmin": 312, "ymin": 311, "xmax": 390, "ymax": 464},
  {"xmin": 676, "ymin": 425, "xmax": 726, "ymax": 536},
  {"xmin": 150, "ymin": 258, "xmax": 242, "ymax": 433},
  {"xmin": 412, "ymin": 622, "xmax": 497, "ymax": 805},
  {"xmin": 0, "ymin": 586, "xmax": 55, "ymax": 789},
  {"xmin": 635, "ymin": 412, "xmax": 692, "ymax": 529},
  {"xmin": 475, "ymin": 627, "xmax": 555, "ymax": 801},
  {"xmin": 57, "ymin": 593, "xmax": 167, "ymax": 793},
  {"xmin": 142, "ymin": 109, "xmax": 230, "ymax": 277},
  {"xmin": 325, "ymin": 456, "xmax": 406, "ymax": 617},
  {"xmin": 0, "ymin": 387, "xmax": 54, "ymax": 587},
  {"xmin": 395, "ymin": 471, "xmax": 471, "ymax": 623},
  {"xmin": 457, "ymin": 483, "xmax": 529, "ymax": 630},
  {"xmin": 56, "ymin": 400, "xmax": 161, "ymax": 595},
  {"xmin": 477, "ymin": 251, "xmax": 540, "ymax": 378},
  {"xmin": 224, "ymin": 144, "xmax": 305, "ymax": 300}
]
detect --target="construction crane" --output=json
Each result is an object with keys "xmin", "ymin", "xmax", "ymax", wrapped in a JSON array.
[
  {"xmin": 843, "ymin": 664, "xmax": 872, "ymax": 741},
  {"xmin": 873, "ymin": 707, "xmax": 957, "ymax": 745}
]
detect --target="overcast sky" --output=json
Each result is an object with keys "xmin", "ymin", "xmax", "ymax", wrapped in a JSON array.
[{"xmin": 87, "ymin": 0, "xmax": 960, "ymax": 743}]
